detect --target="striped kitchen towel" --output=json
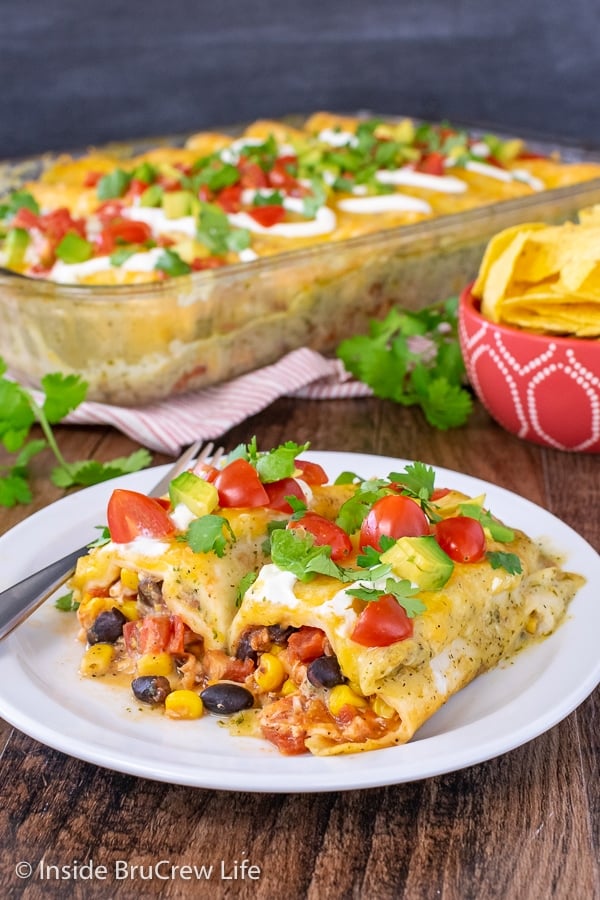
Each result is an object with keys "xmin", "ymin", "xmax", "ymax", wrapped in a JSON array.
[{"xmin": 61, "ymin": 348, "xmax": 372, "ymax": 454}]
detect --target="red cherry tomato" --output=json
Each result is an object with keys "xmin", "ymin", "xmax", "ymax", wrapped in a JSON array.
[
  {"xmin": 97, "ymin": 218, "xmax": 153, "ymax": 254},
  {"xmin": 264, "ymin": 477, "xmax": 305, "ymax": 513},
  {"xmin": 247, "ymin": 205, "xmax": 286, "ymax": 228},
  {"xmin": 417, "ymin": 152, "xmax": 446, "ymax": 176},
  {"xmin": 359, "ymin": 495, "xmax": 430, "ymax": 551},
  {"xmin": 288, "ymin": 512, "xmax": 352, "ymax": 561},
  {"xmin": 351, "ymin": 595, "xmax": 413, "ymax": 647},
  {"xmin": 215, "ymin": 184, "xmax": 243, "ymax": 213},
  {"xmin": 431, "ymin": 488, "xmax": 451, "ymax": 501},
  {"xmin": 107, "ymin": 489, "xmax": 176, "ymax": 543},
  {"xmin": 213, "ymin": 458, "xmax": 269, "ymax": 508},
  {"xmin": 295, "ymin": 459, "xmax": 328, "ymax": 486},
  {"xmin": 435, "ymin": 516, "xmax": 486, "ymax": 563},
  {"xmin": 238, "ymin": 160, "xmax": 269, "ymax": 189}
]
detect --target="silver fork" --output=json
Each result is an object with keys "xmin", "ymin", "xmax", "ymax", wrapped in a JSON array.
[{"xmin": 0, "ymin": 440, "xmax": 225, "ymax": 641}]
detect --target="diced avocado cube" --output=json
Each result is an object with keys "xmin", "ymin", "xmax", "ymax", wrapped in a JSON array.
[
  {"xmin": 4, "ymin": 227, "xmax": 30, "ymax": 267},
  {"xmin": 139, "ymin": 184, "xmax": 164, "ymax": 207},
  {"xmin": 380, "ymin": 535, "xmax": 454, "ymax": 591},
  {"xmin": 169, "ymin": 471, "xmax": 219, "ymax": 518},
  {"xmin": 162, "ymin": 190, "xmax": 197, "ymax": 219}
]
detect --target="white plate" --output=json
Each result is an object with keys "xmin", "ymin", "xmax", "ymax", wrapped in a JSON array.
[{"xmin": 0, "ymin": 451, "xmax": 598, "ymax": 793}]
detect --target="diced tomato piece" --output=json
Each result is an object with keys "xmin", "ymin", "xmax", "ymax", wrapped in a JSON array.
[
  {"xmin": 96, "ymin": 218, "xmax": 152, "ymax": 254},
  {"xmin": 203, "ymin": 649, "xmax": 255, "ymax": 682},
  {"xmin": 417, "ymin": 152, "xmax": 446, "ymax": 176},
  {"xmin": 96, "ymin": 200, "xmax": 125, "ymax": 223},
  {"xmin": 268, "ymin": 156, "xmax": 300, "ymax": 191},
  {"xmin": 190, "ymin": 256, "xmax": 226, "ymax": 271},
  {"xmin": 431, "ymin": 488, "xmax": 451, "ymax": 500},
  {"xmin": 264, "ymin": 477, "xmax": 305, "ymax": 513},
  {"xmin": 260, "ymin": 696, "xmax": 307, "ymax": 755},
  {"xmin": 12, "ymin": 207, "xmax": 40, "ymax": 230},
  {"xmin": 351, "ymin": 595, "xmax": 413, "ymax": 647},
  {"xmin": 197, "ymin": 184, "xmax": 213, "ymax": 203},
  {"xmin": 215, "ymin": 184, "xmax": 243, "ymax": 213},
  {"xmin": 247, "ymin": 205, "xmax": 285, "ymax": 227},
  {"xmin": 83, "ymin": 171, "xmax": 103, "ymax": 188},
  {"xmin": 213, "ymin": 458, "xmax": 269, "ymax": 508},
  {"xmin": 127, "ymin": 178, "xmax": 149, "ymax": 197},
  {"xmin": 295, "ymin": 459, "xmax": 328, "ymax": 486},
  {"xmin": 286, "ymin": 626, "xmax": 327, "ymax": 663},
  {"xmin": 238, "ymin": 160, "xmax": 269, "ymax": 189},
  {"xmin": 123, "ymin": 615, "xmax": 186, "ymax": 656}
]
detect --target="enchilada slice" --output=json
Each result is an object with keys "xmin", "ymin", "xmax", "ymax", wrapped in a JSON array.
[{"xmin": 229, "ymin": 479, "xmax": 584, "ymax": 756}]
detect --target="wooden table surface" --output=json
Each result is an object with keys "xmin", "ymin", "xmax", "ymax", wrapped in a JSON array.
[{"xmin": 0, "ymin": 396, "xmax": 598, "ymax": 900}]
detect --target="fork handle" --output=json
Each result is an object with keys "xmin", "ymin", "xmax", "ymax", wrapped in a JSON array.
[{"xmin": 0, "ymin": 546, "xmax": 85, "ymax": 641}]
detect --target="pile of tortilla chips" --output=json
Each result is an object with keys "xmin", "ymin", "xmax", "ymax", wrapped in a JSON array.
[{"xmin": 472, "ymin": 206, "xmax": 600, "ymax": 337}]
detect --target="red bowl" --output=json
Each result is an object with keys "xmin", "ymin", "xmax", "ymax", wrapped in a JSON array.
[{"xmin": 458, "ymin": 285, "xmax": 600, "ymax": 453}]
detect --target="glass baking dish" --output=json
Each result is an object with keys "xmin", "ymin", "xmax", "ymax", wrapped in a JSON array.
[{"xmin": 2, "ymin": 117, "xmax": 600, "ymax": 406}]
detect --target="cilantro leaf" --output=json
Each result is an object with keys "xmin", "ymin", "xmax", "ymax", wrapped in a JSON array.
[
  {"xmin": 460, "ymin": 503, "xmax": 515, "ymax": 543},
  {"xmin": 154, "ymin": 248, "xmax": 191, "ymax": 277},
  {"xmin": 336, "ymin": 299, "xmax": 473, "ymax": 430},
  {"xmin": 0, "ymin": 377, "xmax": 36, "ymax": 451},
  {"xmin": 54, "ymin": 591, "xmax": 80, "ymax": 612},
  {"xmin": 486, "ymin": 551, "xmax": 522, "ymax": 574},
  {"xmin": 184, "ymin": 514, "xmax": 236, "ymax": 557},
  {"xmin": 236, "ymin": 571, "xmax": 258, "ymax": 606},
  {"xmin": 346, "ymin": 577, "xmax": 426, "ymax": 617},
  {"xmin": 51, "ymin": 449, "xmax": 152, "ymax": 488},
  {"xmin": 255, "ymin": 440, "xmax": 310, "ymax": 483},
  {"xmin": 86, "ymin": 525, "xmax": 112, "ymax": 549},
  {"xmin": 270, "ymin": 528, "xmax": 333, "ymax": 582},
  {"xmin": 334, "ymin": 471, "xmax": 363, "ymax": 486},
  {"xmin": 97, "ymin": 169, "xmax": 132, "ymax": 200},
  {"xmin": 389, "ymin": 461, "xmax": 436, "ymax": 502},
  {"xmin": 41, "ymin": 372, "xmax": 89, "ymax": 423}
]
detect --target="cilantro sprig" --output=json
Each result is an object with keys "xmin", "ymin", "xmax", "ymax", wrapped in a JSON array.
[
  {"xmin": 183, "ymin": 514, "xmax": 236, "ymax": 557},
  {"xmin": 336, "ymin": 298, "xmax": 473, "ymax": 430},
  {"xmin": 0, "ymin": 359, "xmax": 151, "ymax": 506},
  {"xmin": 346, "ymin": 578, "xmax": 426, "ymax": 618},
  {"xmin": 227, "ymin": 437, "xmax": 310, "ymax": 484}
]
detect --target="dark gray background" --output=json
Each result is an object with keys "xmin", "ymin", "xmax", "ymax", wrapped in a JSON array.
[{"xmin": 2, "ymin": 0, "xmax": 600, "ymax": 159}]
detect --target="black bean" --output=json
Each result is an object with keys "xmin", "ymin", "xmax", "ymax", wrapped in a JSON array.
[
  {"xmin": 131, "ymin": 676, "xmax": 172, "ymax": 705},
  {"xmin": 268, "ymin": 624, "xmax": 297, "ymax": 645},
  {"xmin": 235, "ymin": 633, "xmax": 259, "ymax": 664},
  {"xmin": 307, "ymin": 655, "xmax": 344, "ymax": 688},
  {"xmin": 137, "ymin": 577, "xmax": 164, "ymax": 609},
  {"xmin": 201, "ymin": 683, "xmax": 254, "ymax": 715},
  {"xmin": 87, "ymin": 607, "xmax": 127, "ymax": 645}
]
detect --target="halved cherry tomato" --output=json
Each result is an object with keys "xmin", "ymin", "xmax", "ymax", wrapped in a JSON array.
[
  {"xmin": 264, "ymin": 477, "xmax": 305, "ymax": 513},
  {"xmin": 351, "ymin": 594, "xmax": 413, "ymax": 647},
  {"xmin": 83, "ymin": 171, "xmax": 103, "ymax": 188},
  {"xmin": 215, "ymin": 184, "xmax": 242, "ymax": 212},
  {"xmin": 359, "ymin": 494, "xmax": 429, "ymax": 551},
  {"xmin": 286, "ymin": 626, "xmax": 327, "ymax": 663},
  {"xmin": 190, "ymin": 256, "xmax": 226, "ymax": 271},
  {"xmin": 417, "ymin": 152, "xmax": 446, "ymax": 176},
  {"xmin": 107, "ymin": 489, "xmax": 176, "ymax": 543},
  {"xmin": 213, "ymin": 458, "xmax": 269, "ymax": 508},
  {"xmin": 238, "ymin": 160, "xmax": 269, "ymax": 189},
  {"xmin": 295, "ymin": 459, "xmax": 328, "ymax": 486},
  {"xmin": 435, "ymin": 516, "xmax": 486, "ymax": 563},
  {"xmin": 98, "ymin": 218, "xmax": 153, "ymax": 253},
  {"xmin": 12, "ymin": 207, "xmax": 40, "ymax": 230},
  {"xmin": 96, "ymin": 200, "xmax": 125, "ymax": 223},
  {"xmin": 288, "ymin": 512, "xmax": 352, "ymax": 561},
  {"xmin": 127, "ymin": 178, "xmax": 150, "ymax": 197},
  {"xmin": 431, "ymin": 488, "xmax": 451, "ymax": 501},
  {"xmin": 268, "ymin": 156, "xmax": 301, "ymax": 192},
  {"xmin": 247, "ymin": 205, "xmax": 286, "ymax": 227}
]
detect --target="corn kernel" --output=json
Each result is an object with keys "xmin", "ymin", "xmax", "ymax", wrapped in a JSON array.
[
  {"xmin": 254, "ymin": 652, "xmax": 286, "ymax": 693},
  {"xmin": 120, "ymin": 600, "xmax": 139, "ymax": 621},
  {"xmin": 165, "ymin": 690, "xmax": 203, "ymax": 720},
  {"xmin": 525, "ymin": 613, "xmax": 538, "ymax": 635},
  {"xmin": 372, "ymin": 697, "xmax": 396, "ymax": 719},
  {"xmin": 120, "ymin": 568, "xmax": 139, "ymax": 592},
  {"xmin": 136, "ymin": 652, "xmax": 174, "ymax": 677},
  {"xmin": 281, "ymin": 678, "xmax": 298, "ymax": 696},
  {"xmin": 328, "ymin": 684, "xmax": 367, "ymax": 717},
  {"xmin": 78, "ymin": 595, "xmax": 115, "ymax": 629},
  {"xmin": 80, "ymin": 643, "xmax": 114, "ymax": 677}
]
